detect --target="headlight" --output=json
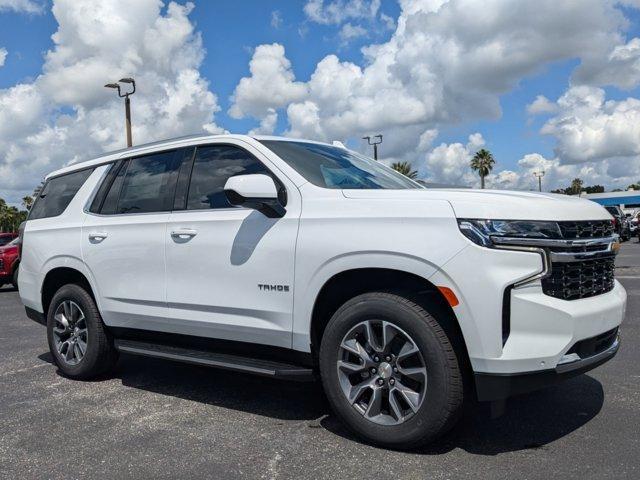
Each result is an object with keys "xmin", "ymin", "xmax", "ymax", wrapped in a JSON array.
[{"xmin": 457, "ymin": 219, "xmax": 562, "ymax": 247}]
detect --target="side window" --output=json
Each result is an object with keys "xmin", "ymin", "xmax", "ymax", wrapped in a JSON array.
[
  {"xmin": 187, "ymin": 145, "xmax": 270, "ymax": 210},
  {"xmin": 29, "ymin": 168, "xmax": 95, "ymax": 220},
  {"xmin": 100, "ymin": 150, "xmax": 181, "ymax": 214}
]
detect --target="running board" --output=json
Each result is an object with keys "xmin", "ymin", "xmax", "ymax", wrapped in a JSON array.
[{"xmin": 114, "ymin": 339, "xmax": 315, "ymax": 381}]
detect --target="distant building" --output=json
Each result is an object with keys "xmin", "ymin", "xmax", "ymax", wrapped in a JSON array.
[{"xmin": 582, "ymin": 190, "xmax": 640, "ymax": 208}]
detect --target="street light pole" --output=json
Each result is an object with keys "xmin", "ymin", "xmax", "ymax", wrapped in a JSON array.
[
  {"xmin": 105, "ymin": 77, "xmax": 136, "ymax": 147},
  {"xmin": 533, "ymin": 170, "xmax": 545, "ymax": 192},
  {"xmin": 362, "ymin": 134, "xmax": 383, "ymax": 160}
]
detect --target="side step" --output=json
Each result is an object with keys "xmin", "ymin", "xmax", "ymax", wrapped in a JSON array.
[{"xmin": 114, "ymin": 339, "xmax": 315, "ymax": 381}]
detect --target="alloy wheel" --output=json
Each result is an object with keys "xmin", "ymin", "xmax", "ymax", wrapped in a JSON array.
[
  {"xmin": 52, "ymin": 300, "xmax": 88, "ymax": 366},
  {"xmin": 336, "ymin": 319, "xmax": 427, "ymax": 426}
]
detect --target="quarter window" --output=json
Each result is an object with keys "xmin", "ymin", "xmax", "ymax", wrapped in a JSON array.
[
  {"xmin": 29, "ymin": 168, "xmax": 95, "ymax": 220},
  {"xmin": 186, "ymin": 145, "xmax": 270, "ymax": 210}
]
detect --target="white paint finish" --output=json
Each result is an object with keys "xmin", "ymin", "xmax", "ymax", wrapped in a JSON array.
[
  {"xmin": 472, "ymin": 281, "xmax": 626, "ymax": 373},
  {"xmin": 224, "ymin": 174, "xmax": 278, "ymax": 199},
  {"xmin": 344, "ymin": 188, "xmax": 612, "ymax": 221},
  {"xmin": 291, "ymin": 182, "xmax": 467, "ymax": 351},
  {"xmin": 81, "ymin": 211, "xmax": 170, "ymax": 327},
  {"xmin": 20, "ymin": 134, "xmax": 628, "ymax": 379}
]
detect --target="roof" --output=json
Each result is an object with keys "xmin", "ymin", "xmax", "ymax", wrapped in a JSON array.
[{"xmin": 45, "ymin": 133, "xmax": 334, "ymax": 180}]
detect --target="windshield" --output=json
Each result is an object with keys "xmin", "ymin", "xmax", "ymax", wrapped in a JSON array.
[{"xmin": 260, "ymin": 140, "xmax": 421, "ymax": 190}]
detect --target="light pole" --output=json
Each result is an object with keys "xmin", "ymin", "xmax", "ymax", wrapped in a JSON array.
[
  {"xmin": 105, "ymin": 77, "xmax": 136, "ymax": 147},
  {"xmin": 533, "ymin": 170, "xmax": 545, "ymax": 192},
  {"xmin": 363, "ymin": 134, "xmax": 383, "ymax": 160}
]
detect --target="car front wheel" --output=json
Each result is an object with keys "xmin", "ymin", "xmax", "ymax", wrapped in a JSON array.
[{"xmin": 319, "ymin": 291, "xmax": 464, "ymax": 449}]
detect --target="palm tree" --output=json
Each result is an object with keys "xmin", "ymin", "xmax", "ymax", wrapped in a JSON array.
[
  {"xmin": 391, "ymin": 161, "xmax": 418, "ymax": 179},
  {"xmin": 570, "ymin": 178, "xmax": 584, "ymax": 195},
  {"xmin": 21, "ymin": 195, "xmax": 34, "ymax": 211},
  {"xmin": 470, "ymin": 149, "xmax": 495, "ymax": 189}
]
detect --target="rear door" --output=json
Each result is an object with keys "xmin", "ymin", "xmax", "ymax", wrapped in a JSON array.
[
  {"xmin": 82, "ymin": 148, "xmax": 187, "ymax": 329},
  {"xmin": 164, "ymin": 141, "xmax": 300, "ymax": 348}
]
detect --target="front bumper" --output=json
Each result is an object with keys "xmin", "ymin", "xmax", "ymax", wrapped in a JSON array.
[{"xmin": 475, "ymin": 331, "xmax": 619, "ymax": 401}]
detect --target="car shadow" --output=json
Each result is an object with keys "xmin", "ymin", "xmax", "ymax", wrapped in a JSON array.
[
  {"xmin": 36, "ymin": 351, "xmax": 605, "ymax": 454},
  {"xmin": 0, "ymin": 285, "xmax": 17, "ymax": 293}
]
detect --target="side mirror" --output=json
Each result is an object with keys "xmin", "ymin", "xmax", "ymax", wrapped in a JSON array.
[{"xmin": 224, "ymin": 174, "xmax": 285, "ymax": 218}]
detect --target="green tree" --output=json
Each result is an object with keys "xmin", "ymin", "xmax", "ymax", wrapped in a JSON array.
[
  {"xmin": 583, "ymin": 185, "xmax": 604, "ymax": 194},
  {"xmin": 570, "ymin": 178, "xmax": 584, "ymax": 195},
  {"xmin": 21, "ymin": 195, "xmax": 34, "ymax": 211},
  {"xmin": 470, "ymin": 149, "xmax": 495, "ymax": 189},
  {"xmin": 391, "ymin": 161, "xmax": 418, "ymax": 179},
  {"xmin": 0, "ymin": 196, "xmax": 29, "ymax": 232}
]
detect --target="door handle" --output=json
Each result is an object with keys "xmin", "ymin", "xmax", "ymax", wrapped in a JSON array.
[
  {"xmin": 88, "ymin": 232, "xmax": 108, "ymax": 242},
  {"xmin": 171, "ymin": 228, "xmax": 198, "ymax": 239}
]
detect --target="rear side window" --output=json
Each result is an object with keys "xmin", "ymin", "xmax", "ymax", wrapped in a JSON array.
[
  {"xmin": 99, "ymin": 149, "xmax": 182, "ymax": 214},
  {"xmin": 29, "ymin": 168, "xmax": 94, "ymax": 220},
  {"xmin": 186, "ymin": 145, "xmax": 270, "ymax": 210}
]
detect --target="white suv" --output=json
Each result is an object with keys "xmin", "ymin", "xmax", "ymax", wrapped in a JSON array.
[{"xmin": 19, "ymin": 134, "xmax": 626, "ymax": 448}]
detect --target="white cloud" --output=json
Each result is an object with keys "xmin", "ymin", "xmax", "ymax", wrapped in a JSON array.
[
  {"xmin": 249, "ymin": 108, "xmax": 278, "ymax": 135},
  {"xmin": 0, "ymin": 0, "xmax": 43, "ymax": 14},
  {"xmin": 339, "ymin": 22, "xmax": 367, "ymax": 43},
  {"xmin": 527, "ymin": 95, "xmax": 558, "ymax": 115},
  {"xmin": 303, "ymin": 0, "xmax": 381, "ymax": 25},
  {"xmin": 540, "ymin": 85, "xmax": 640, "ymax": 164},
  {"xmin": 574, "ymin": 37, "xmax": 640, "ymax": 90},
  {"xmin": 230, "ymin": 0, "xmax": 635, "ymax": 166},
  {"xmin": 0, "ymin": 0, "xmax": 223, "ymax": 204},
  {"xmin": 271, "ymin": 10, "xmax": 282, "ymax": 29},
  {"xmin": 0, "ymin": 47, "xmax": 6, "ymax": 67},
  {"xmin": 419, "ymin": 133, "xmax": 485, "ymax": 186},
  {"xmin": 228, "ymin": 43, "xmax": 308, "ymax": 119}
]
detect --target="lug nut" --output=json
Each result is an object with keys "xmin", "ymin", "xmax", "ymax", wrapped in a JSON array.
[
  {"xmin": 389, "ymin": 378, "xmax": 395, "ymax": 385},
  {"xmin": 377, "ymin": 378, "xmax": 384, "ymax": 386},
  {"xmin": 393, "ymin": 366, "xmax": 398, "ymax": 373},
  {"xmin": 385, "ymin": 356, "xmax": 391, "ymax": 362},
  {"xmin": 374, "ymin": 356, "xmax": 380, "ymax": 362},
  {"xmin": 370, "ymin": 367, "xmax": 377, "ymax": 374}
]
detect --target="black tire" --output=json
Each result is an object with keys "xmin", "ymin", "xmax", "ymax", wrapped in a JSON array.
[
  {"xmin": 319, "ymin": 291, "xmax": 464, "ymax": 449},
  {"xmin": 47, "ymin": 284, "xmax": 118, "ymax": 379},
  {"xmin": 11, "ymin": 263, "xmax": 19, "ymax": 289}
]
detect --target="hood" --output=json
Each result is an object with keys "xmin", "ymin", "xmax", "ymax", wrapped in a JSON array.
[{"xmin": 342, "ymin": 188, "xmax": 612, "ymax": 221}]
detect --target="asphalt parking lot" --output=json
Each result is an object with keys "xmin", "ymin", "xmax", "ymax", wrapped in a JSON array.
[{"xmin": 1, "ymin": 244, "xmax": 638, "ymax": 480}]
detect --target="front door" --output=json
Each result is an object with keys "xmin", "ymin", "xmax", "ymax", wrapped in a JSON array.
[{"xmin": 164, "ymin": 142, "xmax": 299, "ymax": 348}]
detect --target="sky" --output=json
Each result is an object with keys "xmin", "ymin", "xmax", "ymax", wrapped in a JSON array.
[{"xmin": 2, "ymin": 0, "xmax": 640, "ymax": 205}]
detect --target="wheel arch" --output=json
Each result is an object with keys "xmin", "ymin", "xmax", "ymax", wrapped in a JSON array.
[
  {"xmin": 308, "ymin": 267, "xmax": 472, "ymax": 379},
  {"xmin": 40, "ymin": 260, "xmax": 99, "ymax": 316}
]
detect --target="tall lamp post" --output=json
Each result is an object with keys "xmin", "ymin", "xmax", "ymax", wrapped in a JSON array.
[
  {"xmin": 105, "ymin": 77, "xmax": 136, "ymax": 147},
  {"xmin": 533, "ymin": 170, "xmax": 545, "ymax": 192},
  {"xmin": 362, "ymin": 134, "xmax": 383, "ymax": 160}
]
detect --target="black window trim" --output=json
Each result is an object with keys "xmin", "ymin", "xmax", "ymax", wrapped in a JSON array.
[
  {"xmin": 88, "ymin": 147, "xmax": 186, "ymax": 217},
  {"xmin": 28, "ymin": 166, "xmax": 97, "ymax": 221},
  {"xmin": 85, "ymin": 142, "xmax": 290, "ymax": 217},
  {"xmin": 176, "ymin": 142, "xmax": 288, "ymax": 213}
]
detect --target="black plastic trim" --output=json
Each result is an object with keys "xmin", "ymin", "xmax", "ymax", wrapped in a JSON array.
[
  {"xmin": 25, "ymin": 307, "xmax": 46, "ymax": 326},
  {"xmin": 115, "ymin": 339, "xmax": 315, "ymax": 381},
  {"xmin": 474, "ymin": 336, "xmax": 619, "ymax": 401}
]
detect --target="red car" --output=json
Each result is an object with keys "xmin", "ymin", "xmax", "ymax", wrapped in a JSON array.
[
  {"xmin": 0, "ymin": 236, "xmax": 19, "ymax": 288},
  {"xmin": 0, "ymin": 232, "xmax": 17, "ymax": 246}
]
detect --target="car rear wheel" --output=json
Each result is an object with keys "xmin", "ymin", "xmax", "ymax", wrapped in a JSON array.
[
  {"xmin": 46, "ymin": 284, "xmax": 118, "ymax": 379},
  {"xmin": 319, "ymin": 291, "xmax": 464, "ymax": 449}
]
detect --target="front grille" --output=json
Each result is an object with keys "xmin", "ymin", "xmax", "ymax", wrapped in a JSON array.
[
  {"xmin": 541, "ymin": 254, "xmax": 615, "ymax": 300},
  {"xmin": 558, "ymin": 220, "xmax": 614, "ymax": 239}
]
